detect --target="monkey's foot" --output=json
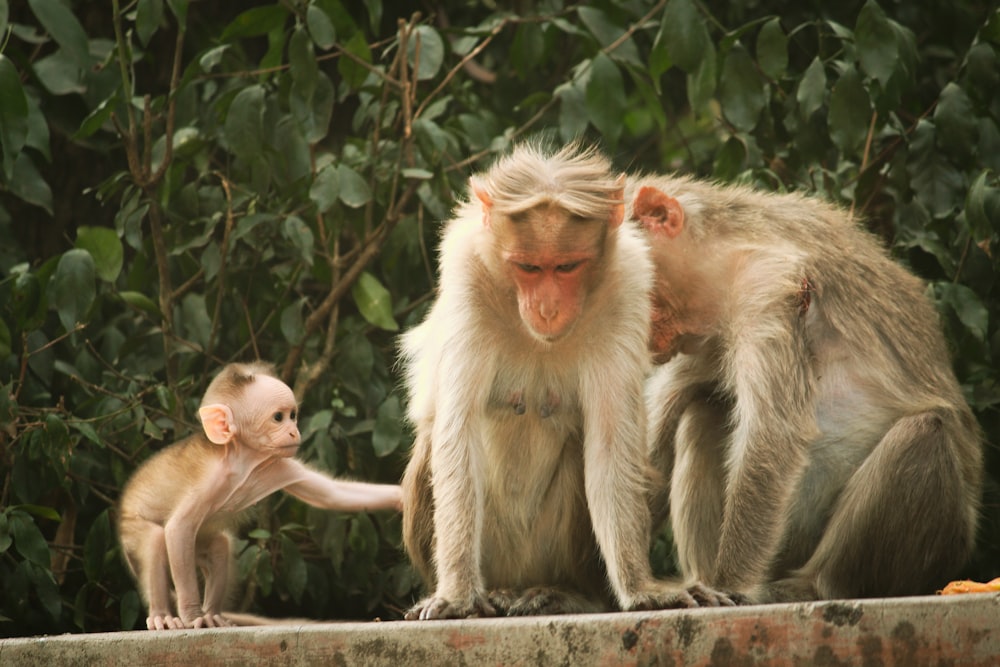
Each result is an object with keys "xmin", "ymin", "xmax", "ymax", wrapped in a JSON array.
[
  {"xmin": 488, "ymin": 586, "xmax": 609, "ymax": 616},
  {"xmin": 625, "ymin": 581, "xmax": 742, "ymax": 611},
  {"xmin": 404, "ymin": 593, "xmax": 497, "ymax": 620},
  {"xmin": 939, "ymin": 577, "xmax": 1000, "ymax": 595}
]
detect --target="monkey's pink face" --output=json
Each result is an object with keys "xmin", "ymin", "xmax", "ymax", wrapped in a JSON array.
[
  {"xmin": 497, "ymin": 206, "xmax": 606, "ymax": 343},
  {"xmin": 507, "ymin": 252, "xmax": 592, "ymax": 341},
  {"xmin": 244, "ymin": 376, "xmax": 301, "ymax": 457}
]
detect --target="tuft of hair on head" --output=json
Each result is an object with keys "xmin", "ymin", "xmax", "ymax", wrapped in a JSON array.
[
  {"xmin": 201, "ymin": 360, "xmax": 279, "ymax": 407},
  {"xmin": 476, "ymin": 140, "xmax": 621, "ymax": 221}
]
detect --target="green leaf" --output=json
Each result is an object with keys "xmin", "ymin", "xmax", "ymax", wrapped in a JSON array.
[
  {"xmin": 27, "ymin": 561, "xmax": 61, "ymax": 620},
  {"xmin": 511, "ymin": 23, "xmax": 545, "ymax": 79},
  {"xmin": 179, "ymin": 293, "xmax": 211, "ymax": 350},
  {"xmin": 578, "ymin": 6, "xmax": 641, "ymax": 66},
  {"xmin": 585, "ymin": 53, "xmax": 625, "ymax": 147},
  {"xmin": 83, "ymin": 510, "xmax": 111, "ymax": 582},
  {"xmin": 289, "ymin": 25, "xmax": 318, "ymax": 103},
  {"xmin": 855, "ymin": 0, "xmax": 897, "ymax": 88},
  {"xmin": 719, "ymin": 44, "xmax": 765, "ymax": 132},
  {"xmin": 310, "ymin": 163, "xmax": 341, "ymax": 213},
  {"xmin": 0, "ymin": 0, "xmax": 7, "ymax": 40},
  {"xmin": 713, "ymin": 136, "xmax": 747, "ymax": 181},
  {"xmin": 306, "ymin": 2, "xmax": 336, "ymax": 49},
  {"xmin": 0, "ymin": 54, "xmax": 29, "ymax": 179},
  {"xmin": 10, "ymin": 512, "xmax": 50, "ymax": 567},
  {"xmin": 166, "ymin": 0, "xmax": 187, "ymax": 24},
  {"xmin": 687, "ymin": 48, "xmax": 717, "ymax": 114},
  {"xmin": 662, "ymin": 0, "xmax": 711, "ymax": 73},
  {"xmin": 7, "ymin": 152, "xmax": 53, "ymax": 214},
  {"xmin": 221, "ymin": 5, "xmax": 288, "ymax": 40},
  {"xmin": 136, "ymin": 0, "xmax": 164, "ymax": 46},
  {"xmin": 756, "ymin": 18, "xmax": 787, "ymax": 79},
  {"xmin": 338, "ymin": 165, "xmax": 371, "ymax": 208},
  {"xmin": 964, "ymin": 171, "xmax": 996, "ymax": 240},
  {"xmin": 48, "ymin": 249, "xmax": 96, "ymax": 331},
  {"xmin": 933, "ymin": 82, "xmax": 977, "ymax": 154},
  {"xmin": 75, "ymin": 226, "xmax": 123, "ymax": 283},
  {"xmin": 373, "ymin": 394, "xmax": 403, "ymax": 457},
  {"xmin": 279, "ymin": 535, "xmax": 308, "ymax": 603},
  {"xmin": 280, "ymin": 299, "xmax": 305, "ymax": 345},
  {"xmin": 224, "ymin": 84, "xmax": 265, "ymax": 159},
  {"xmin": 74, "ymin": 95, "xmax": 117, "ymax": 140},
  {"xmin": 557, "ymin": 81, "xmax": 588, "ymax": 142},
  {"xmin": 0, "ymin": 512, "xmax": 11, "ymax": 553},
  {"xmin": 352, "ymin": 271, "xmax": 399, "ymax": 331},
  {"xmin": 119, "ymin": 290, "xmax": 161, "ymax": 317},
  {"xmin": 32, "ymin": 50, "xmax": 85, "ymax": 95},
  {"xmin": 408, "ymin": 25, "xmax": 444, "ymax": 81},
  {"xmin": 935, "ymin": 282, "xmax": 988, "ymax": 342},
  {"xmin": 27, "ymin": 0, "xmax": 91, "ymax": 66},
  {"xmin": 120, "ymin": 590, "xmax": 141, "ymax": 631},
  {"xmin": 796, "ymin": 57, "xmax": 826, "ymax": 121},
  {"xmin": 828, "ymin": 65, "xmax": 871, "ymax": 154},
  {"xmin": 0, "ymin": 318, "xmax": 10, "ymax": 359},
  {"xmin": 338, "ymin": 31, "xmax": 373, "ymax": 90},
  {"xmin": 282, "ymin": 215, "xmax": 314, "ymax": 266}
]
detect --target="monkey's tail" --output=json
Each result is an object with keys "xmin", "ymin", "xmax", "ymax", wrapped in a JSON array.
[{"xmin": 221, "ymin": 611, "xmax": 317, "ymax": 627}]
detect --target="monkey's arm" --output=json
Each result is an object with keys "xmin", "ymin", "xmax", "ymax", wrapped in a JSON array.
[
  {"xmin": 162, "ymin": 465, "xmax": 232, "ymax": 627},
  {"xmin": 409, "ymin": 337, "xmax": 495, "ymax": 620},
  {"xmin": 282, "ymin": 460, "xmax": 403, "ymax": 511},
  {"xmin": 713, "ymin": 297, "xmax": 815, "ymax": 593}
]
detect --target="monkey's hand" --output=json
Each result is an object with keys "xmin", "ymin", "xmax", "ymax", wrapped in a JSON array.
[
  {"xmin": 146, "ymin": 614, "xmax": 188, "ymax": 631},
  {"xmin": 404, "ymin": 592, "xmax": 497, "ymax": 620},
  {"xmin": 190, "ymin": 612, "xmax": 234, "ymax": 629}
]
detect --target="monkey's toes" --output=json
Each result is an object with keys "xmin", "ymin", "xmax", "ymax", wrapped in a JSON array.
[{"xmin": 687, "ymin": 583, "xmax": 749, "ymax": 607}]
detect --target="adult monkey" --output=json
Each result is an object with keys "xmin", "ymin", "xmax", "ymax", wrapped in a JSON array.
[
  {"xmin": 632, "ymin": 175, "xmax": 983, "ymax": 604},
  {"xmin": 400, "ymin": 142, "xmax": 717, "ymax": 620}
]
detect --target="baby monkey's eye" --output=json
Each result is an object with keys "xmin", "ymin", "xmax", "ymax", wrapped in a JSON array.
[
  {"xmin": 273, "ymin": 412, "xmax": 284, "ymax": 423},
  {"xmin": 289, "ymin": 409, "xmax": 297, "ymax": 422}
]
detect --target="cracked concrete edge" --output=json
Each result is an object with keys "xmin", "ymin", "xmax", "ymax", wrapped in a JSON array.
[{"xmin": 1, "ymin": 593, "xmax": 998, "ymax": 666}]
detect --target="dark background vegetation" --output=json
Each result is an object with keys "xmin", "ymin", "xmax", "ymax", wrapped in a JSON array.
[{"xmin": 1, "ymin": 0, "xmax": 998, "ymax": 636}]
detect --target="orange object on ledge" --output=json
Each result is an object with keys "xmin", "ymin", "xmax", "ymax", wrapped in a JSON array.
[{"xmin": 939, "ymin": 577, "xmax": 1000, "ymax": 595}]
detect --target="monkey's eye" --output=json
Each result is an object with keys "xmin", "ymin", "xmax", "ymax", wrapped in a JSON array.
[
  {"xmin": 290, "ymin": 409, "xmax": 297, "ymax": 422},
  {"xmin": 515, "ymin": 263, "xmax": 542, "ymax": 274},
  {"xmin": 273, "ymin": 412, "xmax": 284, "ymax": 423},
  {"xmin": 555, "ymin": 261, "xmax": 582, "ymax": 273}
]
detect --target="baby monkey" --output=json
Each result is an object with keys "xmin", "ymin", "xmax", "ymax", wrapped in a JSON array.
[{"xmin": 118, "ymin": 361, "xmax": 402, "ymax": 630}]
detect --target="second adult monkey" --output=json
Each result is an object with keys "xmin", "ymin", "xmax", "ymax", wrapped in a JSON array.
[
  {"xmin": 400, "ymin": 143, "xmax": 717, "ymax": 620},
  {"xmin": 632, "ymin": 176, "xmax": 982, "ymax": 604}
]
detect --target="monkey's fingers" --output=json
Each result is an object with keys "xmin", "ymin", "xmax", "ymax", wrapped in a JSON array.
[
  {"xmin": 201, "ymin": 613, "xmax": 232, "ymax": 628},
  {"xmin": 405, "ymin": 594, "xmax": 497, "ymax": 620},
  {"xmin": 148, "ymin": 614, "xmax": 186, "ymax": 630},
  {"xmin": 939, "ymin": 577, "xmax": 1000, "ymax": 595}
]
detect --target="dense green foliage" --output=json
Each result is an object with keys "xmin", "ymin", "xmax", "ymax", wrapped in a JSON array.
[{"xmin": 0, "ymin": 0, "xmax": 998, "ymax": 636}]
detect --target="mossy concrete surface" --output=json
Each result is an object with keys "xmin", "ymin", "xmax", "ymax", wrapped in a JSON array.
[{"xmin": 1, "ymin": 593, "xmax": 998, "ymax": 666}]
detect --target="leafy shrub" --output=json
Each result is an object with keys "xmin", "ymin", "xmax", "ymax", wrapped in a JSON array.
[{"xmin": 0, "ymin": 0, "xmax": 997, "ymax": 636}]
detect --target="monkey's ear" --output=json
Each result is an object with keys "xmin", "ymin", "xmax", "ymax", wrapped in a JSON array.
[
  {"xmin": 470, "ymin": 176, "xmax": 493, "ymax": 228},
  {"xmin": 199, "ymin": 404, "xmax": 237, "ymax": 444},
  {"xmin": 634, "ymin": 186, "xmax": 684, "ymax": 239},
  {"xmin": 609, "ymin": 174, "xmax": 626, "ymax": 229}
]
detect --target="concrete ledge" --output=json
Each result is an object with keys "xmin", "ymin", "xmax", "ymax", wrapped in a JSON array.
[{"xmin": 2, "ymin": 594, "xmax": 998, "ymax": 666}]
